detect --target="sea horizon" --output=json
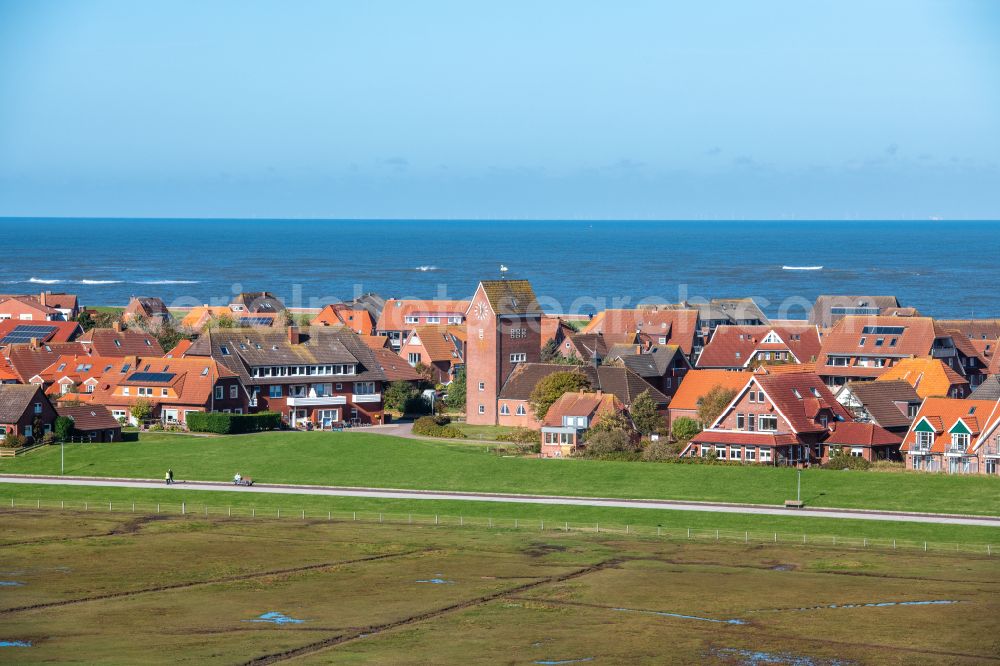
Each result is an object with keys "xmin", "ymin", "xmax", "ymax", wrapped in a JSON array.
[{"xmin": 2, "ymin": 218, "xmax": 998, "ymax": 319}]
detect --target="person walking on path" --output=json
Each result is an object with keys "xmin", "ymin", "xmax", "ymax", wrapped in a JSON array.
[{"xmin": 165, "ymin": 469, "xmax": 174, "ymax": 485}]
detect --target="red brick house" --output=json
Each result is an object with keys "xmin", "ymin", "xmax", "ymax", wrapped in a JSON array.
[
  {"xmin": 816, "ymin": 316, "xmax": 958, "ymax": 388},
  {"xmin": 465, "ymin": 281, "xmax": 544, "ymax": 425},
  {"xmin": 684, "ymin": 370, "xmax": 855, "ymax": 465},
  {"xmin": 186, "ymin": 326, "xmax": 388, "ymax": 428},
  {"xmin": 697, "ymin": 325, "xmax": 821, "ymax": 370},
  {"xmin": 377, "ymin": 299, "xmax": 470, "ymax": 350},
  {"xmin": 0, "ymin": 384, "xmax": 57, "ymax": 442},
  {"xmin": 0, "ymin": 296, "xmax": 63, "ymax": 322},
  {"xmin": 901, "ymin": 397, "xmax": 1000, "ymax": 475},
  {"xmin": 78, "ymin": 356, "xmax": 247, "ymax": 426},
  {"xmin": 819, "ymin": 422, "xmax": 902, "ymax": 463},
  {"xmin": 540, "ymin": 391, "xmax": 624, "ymax": 458},
  {"xmin": 399, "ymin": 325, "xmax": 466, "ymax": 384}
]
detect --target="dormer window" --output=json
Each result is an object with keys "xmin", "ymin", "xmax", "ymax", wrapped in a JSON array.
[{"xmin": 858, "ymin": 337, "xmax": 866, "ymax": 346}]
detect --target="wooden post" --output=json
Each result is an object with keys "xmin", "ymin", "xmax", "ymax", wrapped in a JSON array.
[
  {"xmin": 514, "ymin": 519, "xmax": 518, "ymax": 529},
  {"xmin": 182, "ymin": 502, "xmax": 185, "ymax": 515}
]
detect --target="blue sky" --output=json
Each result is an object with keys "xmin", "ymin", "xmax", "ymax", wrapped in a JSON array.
[{"xmin": 0, "ymin": 0, "xmax": 997, "ymax": 219}]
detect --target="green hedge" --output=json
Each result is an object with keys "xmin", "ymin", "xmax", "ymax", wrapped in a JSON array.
[
  {"xmin": 186, "ymin": 412, "xmax": 282, "ymax": 435},
  {"xmin": 412, "ymin": 416, "xmax": 466, "ymax": 439}
]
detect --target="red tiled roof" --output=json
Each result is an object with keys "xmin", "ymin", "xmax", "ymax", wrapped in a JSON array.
[
  {"xmin": 88, "ymin": 356, "xmax": 237, "ymax": 408},
  {"xmin": 165, "ymin": 339, "xmax": 193, "ymax": 357},
  {"xmin": 402, "ymin": 325, "xmax": 463, "ymax": 363},
  {"xmin": 816, "ymin": 316, "xmax": 939, "ymax": 377},
  {"xmin": 697, "ymin": 325, "xmax": 821, "ymax": 369},
  {"xmin": 753, "ymin": 371, "xmax": 852, "ymax": 433},
  {"xmin": 582, "ymin": 308, "xmax": 698, "ymax": 354},
  {"xmin": 377, "ymin": 300, "xmax": 470, "ymax": 331},
  {"xmin": 4, "ymin": 342, "xmax": 88, "ymax": 383},
  {"xmin": 542, "ymin": 391, "xmax": 623, "ymax": 427},
  {"xmin": 311, "ymin": 304, "xmax": 376, "ymax": 335},
  {"xmin": 824, "ymin": 422, "xmax": 902, "ymax": 447},
  {"xmin": 78, "ymin": 328, "xmax": 165, "ymax": 357},
  {"xmin": 370, "ymin": 347, "xmax": 422, "ymax": 382},
  {"xmin": 691, "ymin": 431, "xmax": 799, "ymax": 446}
]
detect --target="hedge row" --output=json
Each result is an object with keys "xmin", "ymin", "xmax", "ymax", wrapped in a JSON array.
[
  {"xmin": 186, "ymin": 412, "xmax": 282, "ymax": 435},
  {"xmin": 412, "ymin": 416, "xmax": 466, "ymax": 439}
]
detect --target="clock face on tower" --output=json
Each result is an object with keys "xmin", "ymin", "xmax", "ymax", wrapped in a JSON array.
[{"xmin": 475, "ymin": 301, "xmax": 489, "ymax": 320}]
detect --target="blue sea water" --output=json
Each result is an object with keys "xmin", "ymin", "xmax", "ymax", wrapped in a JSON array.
[{"xmin": 1, "ymin": 218, "xmax": 997, "ymax": 318}]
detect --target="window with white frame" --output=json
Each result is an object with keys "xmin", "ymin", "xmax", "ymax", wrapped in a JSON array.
[
  {"xmin": 757, "ymin": 414, "xmax": 777, "ymax": 431},
  {"xmin": 500, "ymin": 403, "xmax": 510, "ymax": 415},
  {"xmin": 215, "ymin": 386, "xmax": 224, "ymax": 399},
  {"xmin": 269, "ymin": 385, "xmax": 282, "ymax": 398},
  {"xmin": 478, "ymin": 381, "xmax": 485, "ymax": 391},
  {"xmin": 510, "ymin": 328, "xmax": 527, "ymax": 339},
  {"xmin": 408, "ymin": 353, "xmax": 421, "ymax": 365},
  {"xmin": 230, "ymin": 385, "xmax": 238, "ymax": 399},
  {"xmin": 730, "ymin": 446, "xmax": 742, "ymax": 460},
  {"xmin": 746, "ymin": 447, "xmax": 756, "ymax": 461},
  {"xmin": 516, "ymin": 404, "xmax": 526, "ymax": 416},
  {"xmin": 404, "ymin": 316, "xmax": 419, "ymax": 324},
  {"xmin": 426, "ymin": 316, "xmax": 440, "ymax": 324},
  {"xmin": 736, "ymin": 413, "xmax": 745, "ymax": 429},
  {"xmin": 478, "ymin": 404, "xmax": 485, "ymax": 414},
  {"xmin": 510, "ymin": 353, "xmax": 527, "ymax": 363},
  {"xmin": 951, "ymin": 432, "xmax": 970, "ymax": 450},
  {"xmin": 354, "ymin": 381, "xmax": 377, "ymax": 395},
  {"xmin": 915, "ymin": 431, "xmax": 933, "ymax": 450},
  {"xmin": 715, "ymin": 445, "xmax": 726, "ymax": 459},
  {"xmin": 760, "ymin": 448, "xmax": 771, "ymax": 462}
]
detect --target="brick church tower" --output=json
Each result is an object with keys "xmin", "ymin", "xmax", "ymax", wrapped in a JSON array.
[{"xmin": 465, "ymin": 279, "xmax": 543, "ymax": 425}]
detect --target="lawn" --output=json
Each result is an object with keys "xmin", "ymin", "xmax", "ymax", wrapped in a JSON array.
[
  {"xmin": 1, "ymin": 510, "xmax": 997, "ymax": 663},
  {"xmin": 3, "ymin": 482, "xmax": 998, "ymax": 545},
  {"xmin": 2, "ymin": 431, "xmax": 998, "ymax": 516},
  {"xmin": 451, "ymin": 423, "xmax": 522, "ymax": 441}
]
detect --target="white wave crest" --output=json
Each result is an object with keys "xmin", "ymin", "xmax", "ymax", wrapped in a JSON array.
[
  {"xmin": 28, "ymin": 277, "xmax": 64, "ymax": 284},
  {"xmin": 415, "ymin": 265, "xmax": 439, "ymax": 272},
  {"xmin": 137, "ymin": 280, "xmax": 200, "ymax": 284},
  {"xmin": 79, "ymin": 279, "xmax": 123, "ymax": 285},
  {"xmin": 781, "ymin": 265, "xmax": 823, "ymax": 271}
]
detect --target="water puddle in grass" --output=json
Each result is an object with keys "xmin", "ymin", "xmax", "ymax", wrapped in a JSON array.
[
  {"xmin": 0, "ymin": 582, "xmax": 24, "ymax": 587},
  {"xmin": 534, "ymin": 659, "xmax": 593, "ymax": 665},
  {"xmin": 244, "ymin": 612, "xmax": 305, "ymax": 625},
  {"xmin": 755, "ymin": 600, "xmax": 958, "ymax": 614},
  {"xmin": 416, "ymin": 574, "xmax": 454, "ymax": 584},
  {"xmin": 711, "ymin": 648, "xmax": 851, "ymax": 665},
  {"xmin": 614, "ymin": 607, "xmax": 746, "ymax": 625},
  {"xmin": 0, "ymin": 641, "xmax": 31, "ymax": 648}
]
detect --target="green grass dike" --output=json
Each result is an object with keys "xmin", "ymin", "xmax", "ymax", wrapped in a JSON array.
[{"xmin": 2, "ymin": 430, "xmax": 998, "ymax": 516}]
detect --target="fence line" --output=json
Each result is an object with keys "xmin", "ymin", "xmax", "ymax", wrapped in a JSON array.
[{"xmin": 6, "ymin": 496, "xmax": 994, "ymax": 556}]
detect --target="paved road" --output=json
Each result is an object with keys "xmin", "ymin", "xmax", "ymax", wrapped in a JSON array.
[{"xmin": 2, "ymin": 474, "xmax": 998, "ymax": 527}]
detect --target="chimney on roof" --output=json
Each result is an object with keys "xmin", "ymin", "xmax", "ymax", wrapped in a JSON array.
[
  {"xmin": 39, "ymin": 291, "xmax": 47, "ymax": 307},
  {"xmin": 288, "ymin": 325, "xmax": 301, "ymax": 345},
  {"xmin": 112, "ymin": 320, "xmax": 123, "ymax": 333},
  {"xmin": 30, "ymin": 337, "xmax": 40, "ymax": 349}
]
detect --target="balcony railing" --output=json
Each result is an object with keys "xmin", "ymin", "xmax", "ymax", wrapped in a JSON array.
[
  {"xmin": 352, "ymin": 393, "xmax": 381, "ymax": 404},
  {"xmin": 286, "ymin": 395, "xmax": 347, "ymax": 407}
]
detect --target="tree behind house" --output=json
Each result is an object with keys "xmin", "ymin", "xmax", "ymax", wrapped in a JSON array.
[
  {"xmin": 529, "ymin": 370, "xmax": 591, "ymax": 419},
  {"xmin": 697, "ymin": 385, "xmax": 738, "ymax": 426},
  {"xmin": 630, "ymin": 390, "xmax": 665, "ymax": 436}
]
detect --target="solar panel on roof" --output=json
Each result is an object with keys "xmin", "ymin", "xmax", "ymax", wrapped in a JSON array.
[
  {"xmin": 240, "ymin": 317, "xmax": 274, "ymax": 327},
  {"xmin": 0, "ymin": 324, "xmax": 59, "ymax": 345},
  {"xmin": 126, "ymin": 372, "xmax": 176, "ymax": 383}
]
